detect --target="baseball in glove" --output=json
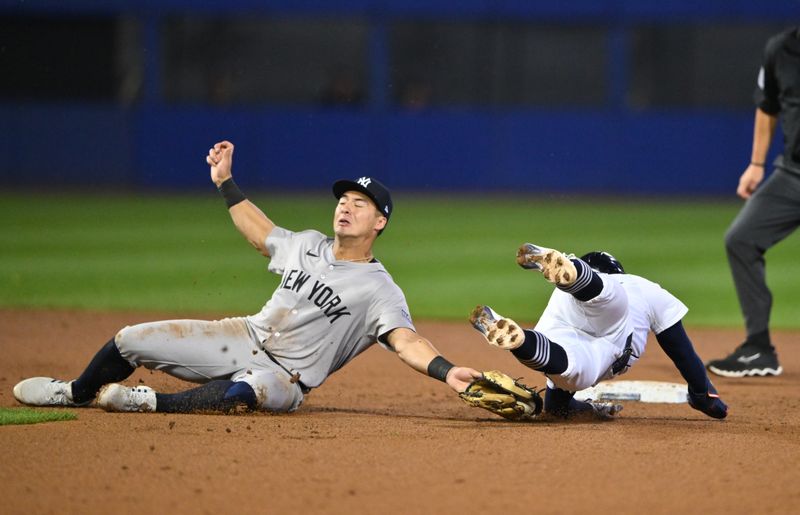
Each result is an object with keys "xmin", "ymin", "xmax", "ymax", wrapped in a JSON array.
[{"xmin": 459, "ymin": 370, "xmax": 543, "ymax": 421}]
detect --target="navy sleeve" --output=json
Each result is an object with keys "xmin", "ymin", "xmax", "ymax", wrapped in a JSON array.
[{"xmin": 654, "ymin": 321, "xmax": 708, "ymax": 394}]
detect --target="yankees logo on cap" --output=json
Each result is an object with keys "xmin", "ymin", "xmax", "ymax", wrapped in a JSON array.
[{"xmin": 332, "ymin": 176, "xmax": 393, "ymax": 223}]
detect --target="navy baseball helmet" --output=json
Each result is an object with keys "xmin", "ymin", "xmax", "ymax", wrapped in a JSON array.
[
  {"xmin": 580, "ymin": 251, "xmax": 625, "ymax": 274},
  {"xmin": 332, "ymin": 176, "xmax": 393, "ymax": 221}
]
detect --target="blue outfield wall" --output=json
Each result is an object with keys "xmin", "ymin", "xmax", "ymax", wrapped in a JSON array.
[
  {"xmin": 4, "ymin": 0, "xmax": 799, "ymax": 20},
  {"xmin": 1, "ymin": 0, "xmax": 793, "ymax": 194},
  {"xmin": 1, "ymin": 104, "xmax": 766, "ymax": 194},
  {"xmin": 2, "ymin": 105, "xmax": 135, "ymax": 187}
]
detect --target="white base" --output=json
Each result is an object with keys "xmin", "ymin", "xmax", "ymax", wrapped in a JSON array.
[{"xmin": 574, "ymin": 380, "xmax": 688, "ymax": 404}]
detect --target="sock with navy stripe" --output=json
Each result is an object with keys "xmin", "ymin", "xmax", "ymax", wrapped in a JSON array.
[
  {"xmin": 511, "ymin": 330, "xmax": 568, "ymax": 375},
  {"xmin": 155, "ymin": 380, "xmax": 258, "ymax": 413},
  {"xmin": 71, "ymin": 338, "xmax": 136, "ymax": 404},
  {"xmin": 557, "ymin": 258, "xmax": 603, "ymax": 301}
]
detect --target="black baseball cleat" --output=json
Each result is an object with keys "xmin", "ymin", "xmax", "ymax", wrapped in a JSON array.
[
  {"xmin": 586, "ymin": 401, "xmax": 624, "ymax": 420},
  {"xmin": 706, "ymin": 343, "xmax": 783, "ymax": 378},
  {"xmin": 545, "ymin": 399, "xmax": 623, "ymax": 421}
]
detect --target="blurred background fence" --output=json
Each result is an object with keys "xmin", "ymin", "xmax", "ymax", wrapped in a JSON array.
[{"xmin": 1, "ymin": 0, "xmax": 798, "ymax": 193}]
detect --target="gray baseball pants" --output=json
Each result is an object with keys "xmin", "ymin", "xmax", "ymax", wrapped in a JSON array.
[
  {"xmin": 114, "ymin": 317, "xmax": 304, "ymax": 412},
  {"xmin": 725, "ymin": 169, "xmax": 800, "ymax": 337}
]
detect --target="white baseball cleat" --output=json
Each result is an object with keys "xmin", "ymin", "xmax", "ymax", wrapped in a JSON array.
[
  {"xmin": 97, "ymin": 384, "xmax": 157, "ymax": 412},
  {"xmin": 469, "ymin": 305, "xmax": 525, "ymax": 350},
  {"xmin": 516, "ymin": 243, "xmax": 578, "ymax": 286},
  {"xmin": 13, "ymin": 377, "xmax": 88, "ymax": 407}
]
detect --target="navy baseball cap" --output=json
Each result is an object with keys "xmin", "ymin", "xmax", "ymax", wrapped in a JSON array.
[{"xmin": 332, "ymin": 176, "xmax": 393, "ymax": 221}]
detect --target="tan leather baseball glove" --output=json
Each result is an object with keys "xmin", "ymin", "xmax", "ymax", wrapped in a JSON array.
[{"xmin": 459, "ymin": 370, "xmax": 543, "ymax": 421}]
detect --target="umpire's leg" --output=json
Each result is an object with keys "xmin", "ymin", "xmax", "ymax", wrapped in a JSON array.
[{"xmin": 725, "ymin": 169, "xmax": 800, "ymax": 341}]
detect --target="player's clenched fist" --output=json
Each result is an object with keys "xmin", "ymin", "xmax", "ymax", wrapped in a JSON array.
[{"xmin": 207, "ymin": 141, "xmax": 235, "ymax": 187}]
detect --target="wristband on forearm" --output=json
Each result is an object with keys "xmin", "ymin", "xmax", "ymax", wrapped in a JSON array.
[
  {"xmin": 750, "ymin": 161, "xmax": 765, "ymax": 167},
  {"xmin": 218, "ymin": 178, "xmax": 247, "ymax": 208},
  {"xmin": 427, "ymin": 356, "xmax": 455, "ymax": 383}
]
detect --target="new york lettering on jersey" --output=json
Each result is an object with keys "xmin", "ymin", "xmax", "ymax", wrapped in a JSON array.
[{"xmin": 279, "ymin": 268, "xmax": 352, "ymax": 323}]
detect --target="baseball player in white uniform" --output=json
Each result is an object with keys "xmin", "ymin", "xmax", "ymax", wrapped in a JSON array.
[
  {"xmin": 13, "ymin": 140, "xmax": 482, "ymax": 413},
  {"xmin": 470, "ymin": 243, "xmax": 728, "ymax": 419}
]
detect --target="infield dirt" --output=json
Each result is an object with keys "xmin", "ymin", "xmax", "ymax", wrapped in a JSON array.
[{"xmin": 1, "ymin": 309, "xmax": 798, "ymax": 515}]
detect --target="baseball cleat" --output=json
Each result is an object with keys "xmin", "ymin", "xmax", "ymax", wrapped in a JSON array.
[
  {"xmin": 12, "ymin": 377, "xmax": 88, "ymax": 407},
  {"xmin": 97, "ymin": 383, "xmax": 157, "ymax": 412},
  {"xmin": 706, "ymin": 343, "xmax": 782, "ymax": 378},
  {"xmin": 469, "ymin": 305, "xmax": 525, "ymax": 350},
  {"xmin": 516, "ymin": 243, "xmax": 577, "ymax": 286},
  {"xmin": 587, "ymin": 401, "xmax": 624, "ymax": 420},
  {"xmin": 545, "ymin": 396, "xmax": 623, "ymax": 421}
]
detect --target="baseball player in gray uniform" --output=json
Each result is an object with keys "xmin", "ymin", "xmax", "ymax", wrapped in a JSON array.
[
  {"xmin": 13, "ymin": 140, "xmax": 481, "ymax": 413},
  {"xmin": 469, "ymin": 243, "xmax": 728, "ymax": 419}
]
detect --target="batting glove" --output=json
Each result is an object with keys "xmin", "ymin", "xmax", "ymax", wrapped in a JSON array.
[{"xmin": 687, "ymin": 381, "xmax": 728, "ymax": 419}]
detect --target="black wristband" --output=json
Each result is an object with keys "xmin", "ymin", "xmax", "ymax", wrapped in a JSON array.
[
  {"xmin": 218, "ymin": 178, "xmax": 247, "ymax": 208},
  {"xmin": 750, "ymin": 162, "xmax": 765, "ymax": 168},
  {"xmin": 427, "ymin": 356, "xmax": 455, "ymax": 383}
]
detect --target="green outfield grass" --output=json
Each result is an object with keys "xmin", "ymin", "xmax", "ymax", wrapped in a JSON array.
[
  {"xmin": 1, "ymin": 192, "xmax": 798, "ymax": 328},
  {"xmin": 0, "ymin": 407, "xmax": 77, "ymax": 426}
]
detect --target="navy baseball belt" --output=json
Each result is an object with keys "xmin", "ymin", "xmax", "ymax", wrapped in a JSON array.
[
  {"xmin": 611, "ymin": 333, "xmax": 635, "ymax": 376},
  {"xmin": 259, "ymin": 346, "xmax": 311, "ymax": 394}
]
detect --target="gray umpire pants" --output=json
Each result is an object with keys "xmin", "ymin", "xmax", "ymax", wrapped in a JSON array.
[{"xmin": 725, "ymin": 169, "xmax": 800, "ymax": 337}]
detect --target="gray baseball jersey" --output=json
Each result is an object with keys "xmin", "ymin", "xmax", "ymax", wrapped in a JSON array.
[{"xmin": 245, "ymin": 226, "xmax": 415, "ymax": 388}]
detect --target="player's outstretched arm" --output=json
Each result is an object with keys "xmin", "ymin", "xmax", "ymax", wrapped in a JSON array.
[
  {"xmin": 385, "ymin": 327, "xmax": 481, "ymax": 393},
  {"xmin": 655, "ymin": 321, "xmax": 728, "ymax": 419},
  {"xmin": 206, "ymin": 141, "xmax": 276, "ymax": 257}
]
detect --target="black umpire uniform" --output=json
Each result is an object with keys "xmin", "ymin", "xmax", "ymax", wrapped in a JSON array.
[{"xmin": 707, "ymin": 27, "xmax": 800, "ymax": 377}]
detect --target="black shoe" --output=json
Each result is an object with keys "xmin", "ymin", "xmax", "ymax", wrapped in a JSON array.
[{"xmin": 706, "ymin": 343, "xmax": 783, "ymax": 378}]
